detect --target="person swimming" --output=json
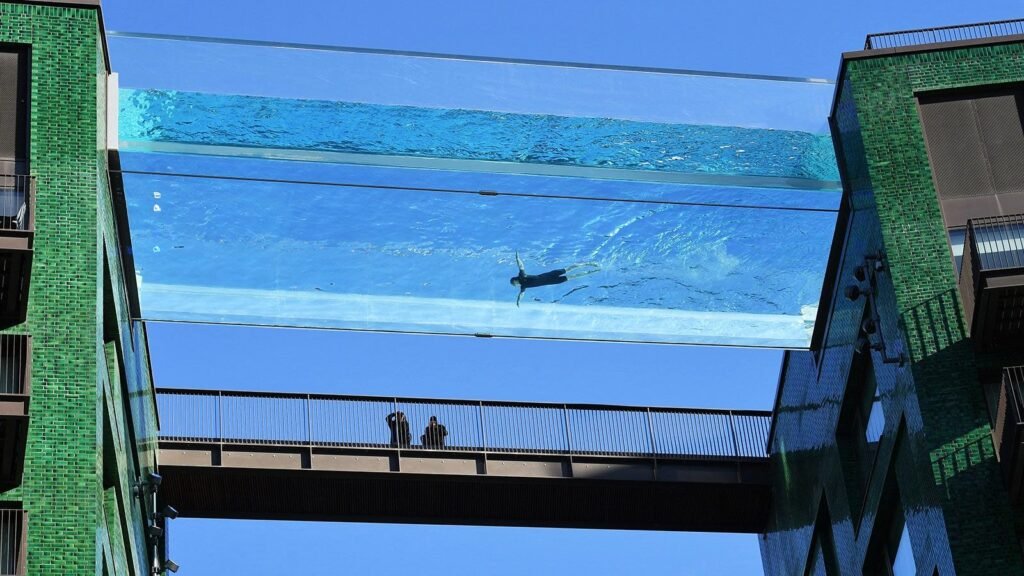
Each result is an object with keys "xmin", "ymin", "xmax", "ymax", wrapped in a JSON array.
[{"xmin": 510, "ymin": 251, "xmax": 600, "ymax": 307}]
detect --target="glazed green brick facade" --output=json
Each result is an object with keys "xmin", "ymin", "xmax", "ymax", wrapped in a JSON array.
[
  {"xmin": 762, "ymin": 40, "xmax": 1024, "ymax": 575},
  {"xmin": 845, "ymin": 41, "xmax": 1024, "ymax": 576},
  {"xmin": 0, "ymin": 3, "xmax": 159, "ymax": 575}
]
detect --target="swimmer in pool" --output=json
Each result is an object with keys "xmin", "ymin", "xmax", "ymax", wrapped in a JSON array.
[{"xmin": 510, "ymin": 251, "xmax": 600, "ymax": 307}]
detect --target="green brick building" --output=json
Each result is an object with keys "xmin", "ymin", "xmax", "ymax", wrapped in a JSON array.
[
  {"xmin": 0, "ymin": 1, "xmax": 161, "ymax": 575},
  {"xmin": 761, "ymin": 27, "xmax": 1024, "ymax": 576},
  {"xmin": 0, "ymin": 1, "xmax": 1022, "ymax": 574}
]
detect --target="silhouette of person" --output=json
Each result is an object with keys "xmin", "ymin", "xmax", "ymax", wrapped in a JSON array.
[
  {"xmin": 509, "ymin": 251, "xmax": 599, "ymax": 307},
  {"xmin": 421, "ymin": 415, "xmax": 448, "ymax": 449},
  {"xmin": 386, "ymin": 411, "xmax": 412, "ymax": 448}
]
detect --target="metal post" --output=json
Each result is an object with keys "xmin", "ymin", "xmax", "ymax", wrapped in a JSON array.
[
  {"xmin": 478, "ymin": 401, "xmax": 487, "ymax": 452},
  {"xmin": 645, "ymin": 407, "xmax": 658, "ymax": 481},
  {"xmin": 563, "ymin": 404, "xmax": 573, "ymax": 454},
  {"xmin": 393, "ymin": 397, "xmax": 401, "ymax": 455},
  {"xmin": 727, "ymin": 410, "xmax": 741, "ymax": 458},
  {"xmin": 306, "ymin": 394, "xmax": 313, "ymax": 446},
  {"xmin": 217, "ymin": 390, "xmax": 224, "ymax": 443},
  {"xmin": 645, "ymin": 407, "xmax": 658, "ymax": 458}
]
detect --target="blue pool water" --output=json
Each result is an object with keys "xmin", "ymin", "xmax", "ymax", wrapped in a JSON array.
[
  {"xmin": 120, "ymin": 89, "xmax": 839, "ymax": 183},
  {"xmin": 118, "ymin": 82, "xmax": 839, "ymax": 347},
  {"xmin": 124, "ymin": 156, "xmax": 836, "ymax": 346}
]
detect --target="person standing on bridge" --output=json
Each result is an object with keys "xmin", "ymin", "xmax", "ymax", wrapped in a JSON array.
[
  {"xmin": 421, "ymin": 415, "xmax": 448, "ymax": 449},
  {"xmin": 386, "ymin": 411, "xmax": 411, "ymax": 448}
]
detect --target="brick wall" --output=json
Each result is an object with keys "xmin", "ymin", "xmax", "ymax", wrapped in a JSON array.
[
  {"xmin": 761, "ymin": 40, "xmax": 1024, "ymax": 575},
  {"xmin": 0, "ymin": 4, "xmax": 158, "ymax": 574}
]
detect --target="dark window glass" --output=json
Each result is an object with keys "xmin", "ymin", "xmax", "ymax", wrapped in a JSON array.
[
  {"xmin": 837, "ymin": 305, "xmax": 884, "ymax": 527},
  {"xmin": 805, "ymin": 497, "xmax": 839, "ymax": 576},
  {"xmin": 864, "ymin": 432, "xmax": 915, "ymax": 576}
]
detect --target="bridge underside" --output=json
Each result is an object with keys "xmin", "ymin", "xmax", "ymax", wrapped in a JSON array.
[{"xmin": 159, "ymin": 442, "xmax": 771, "ymax": 532}]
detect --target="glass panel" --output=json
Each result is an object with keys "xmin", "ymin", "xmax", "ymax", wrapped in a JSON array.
[
  {"xmin": 125, "ymin": 170, "xmax": 834, "ymax": 347},
  {"xmin": 807, "ymin": 541, "xmax": 827, "ymax": 576},
  {"xmin": 892, "ymin": 523, "xmax": 917, "ymax": 576},
  {"xmin": 110, "ymin": 33, "xmax": 840, "ymax": 191},
  {"xmin": 110, "ymin": 33, "xmax": 842, "ymax": 346},
  {"xmin": 866, "ymin": 395, "xmax": 885, "ymax": 444},
  {"xmin": 108, "ymin": 33, "xmax": 834, "ymax": 131},
  {"xmin": 119, "ymin": 151, "xmax": 842, "ymax": 210},
  {"xmin": 948, "ymin": 228, "xmax": 965, "ymax": 275},
  {"xmin": 119, "ymin": 87, "xmax": 839, "ymax": 186}
]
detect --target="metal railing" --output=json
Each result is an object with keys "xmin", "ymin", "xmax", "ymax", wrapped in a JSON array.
[
  {"xmin": 958, "ymin": 214, "xmax": 1024, "ymax": 330},
  {"xmin": 1003, "ymin": 366, "xmax": 1024, "ymax": 426},
  {"xmin": 0, "ymin": 335, "xmax": 29, "ymax": 396},
  {"xmin": 865, "ymin": 19, "xmax": 1024, "ymax": 50},
  {"xmin": 156, "ymin": 388, "xmax": 771, "ymax": 460},
  {"xmin": 0, "ymin": 176, "xmax": 33, "ymax": 234},
  {"xmin": 994, "ymin": 366, "xmax": 1024, "ymax": 482},
  {"xmin": 0, "ymin": 509, "xmax": 25, "ymax": 576}
]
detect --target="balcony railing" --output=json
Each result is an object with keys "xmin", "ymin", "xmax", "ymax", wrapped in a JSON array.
[
  {"xmin": 865, "ymin": 18, "xmax": 1024, "ymax": 50},
  {"xmin": 995, "ymin": 366, "xmax": 1024, "ymax": 501},
  {"xmin": 0, "ymin": 335, "xmax": 30, "ymax": 490},
  {"xmin": 0, "ymin": 175, "xmax": 33, "ymax": 328},
  {"xmin": 0, "ymin": 508, "xmax": 25, "ymax": 576},
  {"xmin": 958, "ymin": 214, "xmax": 1024, "ymax": 346},
  {"xmin": 157, "ymin": 388, "xmax": 771, "ymax": 460}
]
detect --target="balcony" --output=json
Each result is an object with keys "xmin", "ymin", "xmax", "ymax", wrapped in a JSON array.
[
  {"xmin": 0, "ymin": 176, "xmax": 32, "ymax": 328},
  {"xmin": 994, "ymin": 367, "xmax": 1024, "ymax": 502},
  {"xmin": 0, "ymin": 335, "xmax": 29, "ymax": 490},
  {"xmin": 0, "ymin": 508, "xmax": 24, "ymax": 569},
  {"xmin": 958, "ymin": 214, "xmax": 1024, "ymax": 348},
  {"xmin": 0, "ymin": 508, "xmax": 25, "ymax": 576},
  {"xmin": 0, "ymin": 508, "xmax": 24, "ymax": 576}
]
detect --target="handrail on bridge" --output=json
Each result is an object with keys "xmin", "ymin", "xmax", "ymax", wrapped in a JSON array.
[
  {"xmin": 864, "ymin": 18, "xmax": 1024, "ymax": 50},
  {"xmin": 156, "ymin": 387, "xmax": 771, "ymax": 461}
]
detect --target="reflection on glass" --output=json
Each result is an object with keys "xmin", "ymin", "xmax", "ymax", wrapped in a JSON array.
[
  {"xmin": 948, "ymin": 228, "xmax": 965, "ymax": 275},
  {"xmin": 808, "ymin": 541, "xmax": 827, "ymax": 576},
  {"xmin": 119, "ymin": 88, "xmax": 839, "ymax": 185},
  {"xmin": 891, "ymin": 523, "xmax": 916, "ymax": 576},
  {"xmin": 108, "ymin": 33, "xmax": 834, "ymax": 132},
  {"xmin": 118, "ymin": 151, "xmax": 842, "ymax": 211},
  {"xmin": 110, "ymin": 32, "xmax": 842, "ymax": 346},
  {"xmin": 124, "ymin": 170, "xmax": 834, "ymax": 347},
  {"xmin": 110, "ymin": 32, "xmax": 841, "ymax": 194},
  {"xmin": 865, "ymin": 394, "xmax": 885, "ymax": 444}
]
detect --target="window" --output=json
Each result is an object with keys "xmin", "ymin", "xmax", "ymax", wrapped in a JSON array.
[
  {"xmin": 837, "ymin": 305, "xmax": 885, "ymax": 527},
  {"xmin": 865, "ymin": 507, "xmax": 917, "ymax": 576},
  {"xmin": 805, "ymin": 496, "xmax": 839, "ymax": 576},
  {"xmin": 0, "ymin": 46, "xmax": 29, "ymax": 174},
  {"xmin": 891, "ymin": 523, "xmax": 917, "ymax": 576},
  {"xmin": 948, "ymin": 228, "xmax": 966, "ymax": 276},
  {"xmin": 865, "ymin": 427, "xmax": 916, "ymax": 576}
]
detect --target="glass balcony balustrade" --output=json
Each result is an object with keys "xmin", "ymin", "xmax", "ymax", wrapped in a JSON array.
[{"xmin": 110, "ymin": 33, "xmax": 841, "ymax": 347}]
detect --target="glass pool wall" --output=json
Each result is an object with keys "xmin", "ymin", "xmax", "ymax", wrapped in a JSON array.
[{"xmin": 110, "ymin": 33, "xmax": 841, "ymax": 348}]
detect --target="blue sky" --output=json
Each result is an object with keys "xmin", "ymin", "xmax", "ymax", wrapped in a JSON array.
[{"xmin": 103, "ymin": 1, "xmax": 1024, "ymax": 574}]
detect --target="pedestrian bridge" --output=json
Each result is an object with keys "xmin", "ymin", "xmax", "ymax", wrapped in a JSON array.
[{"xmin": 156, "ymin": 388, "xmax": 773, "ymax": 532}]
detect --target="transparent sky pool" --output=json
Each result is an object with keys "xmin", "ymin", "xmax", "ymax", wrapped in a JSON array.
[{"xmin": 110, "ymin": 33, "xmax": 841, "ymax": 347}]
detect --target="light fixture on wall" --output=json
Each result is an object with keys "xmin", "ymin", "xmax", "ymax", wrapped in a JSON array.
[{"xmin": 849, "ymin": 251, "xmax": 907, "ymax": 367}]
